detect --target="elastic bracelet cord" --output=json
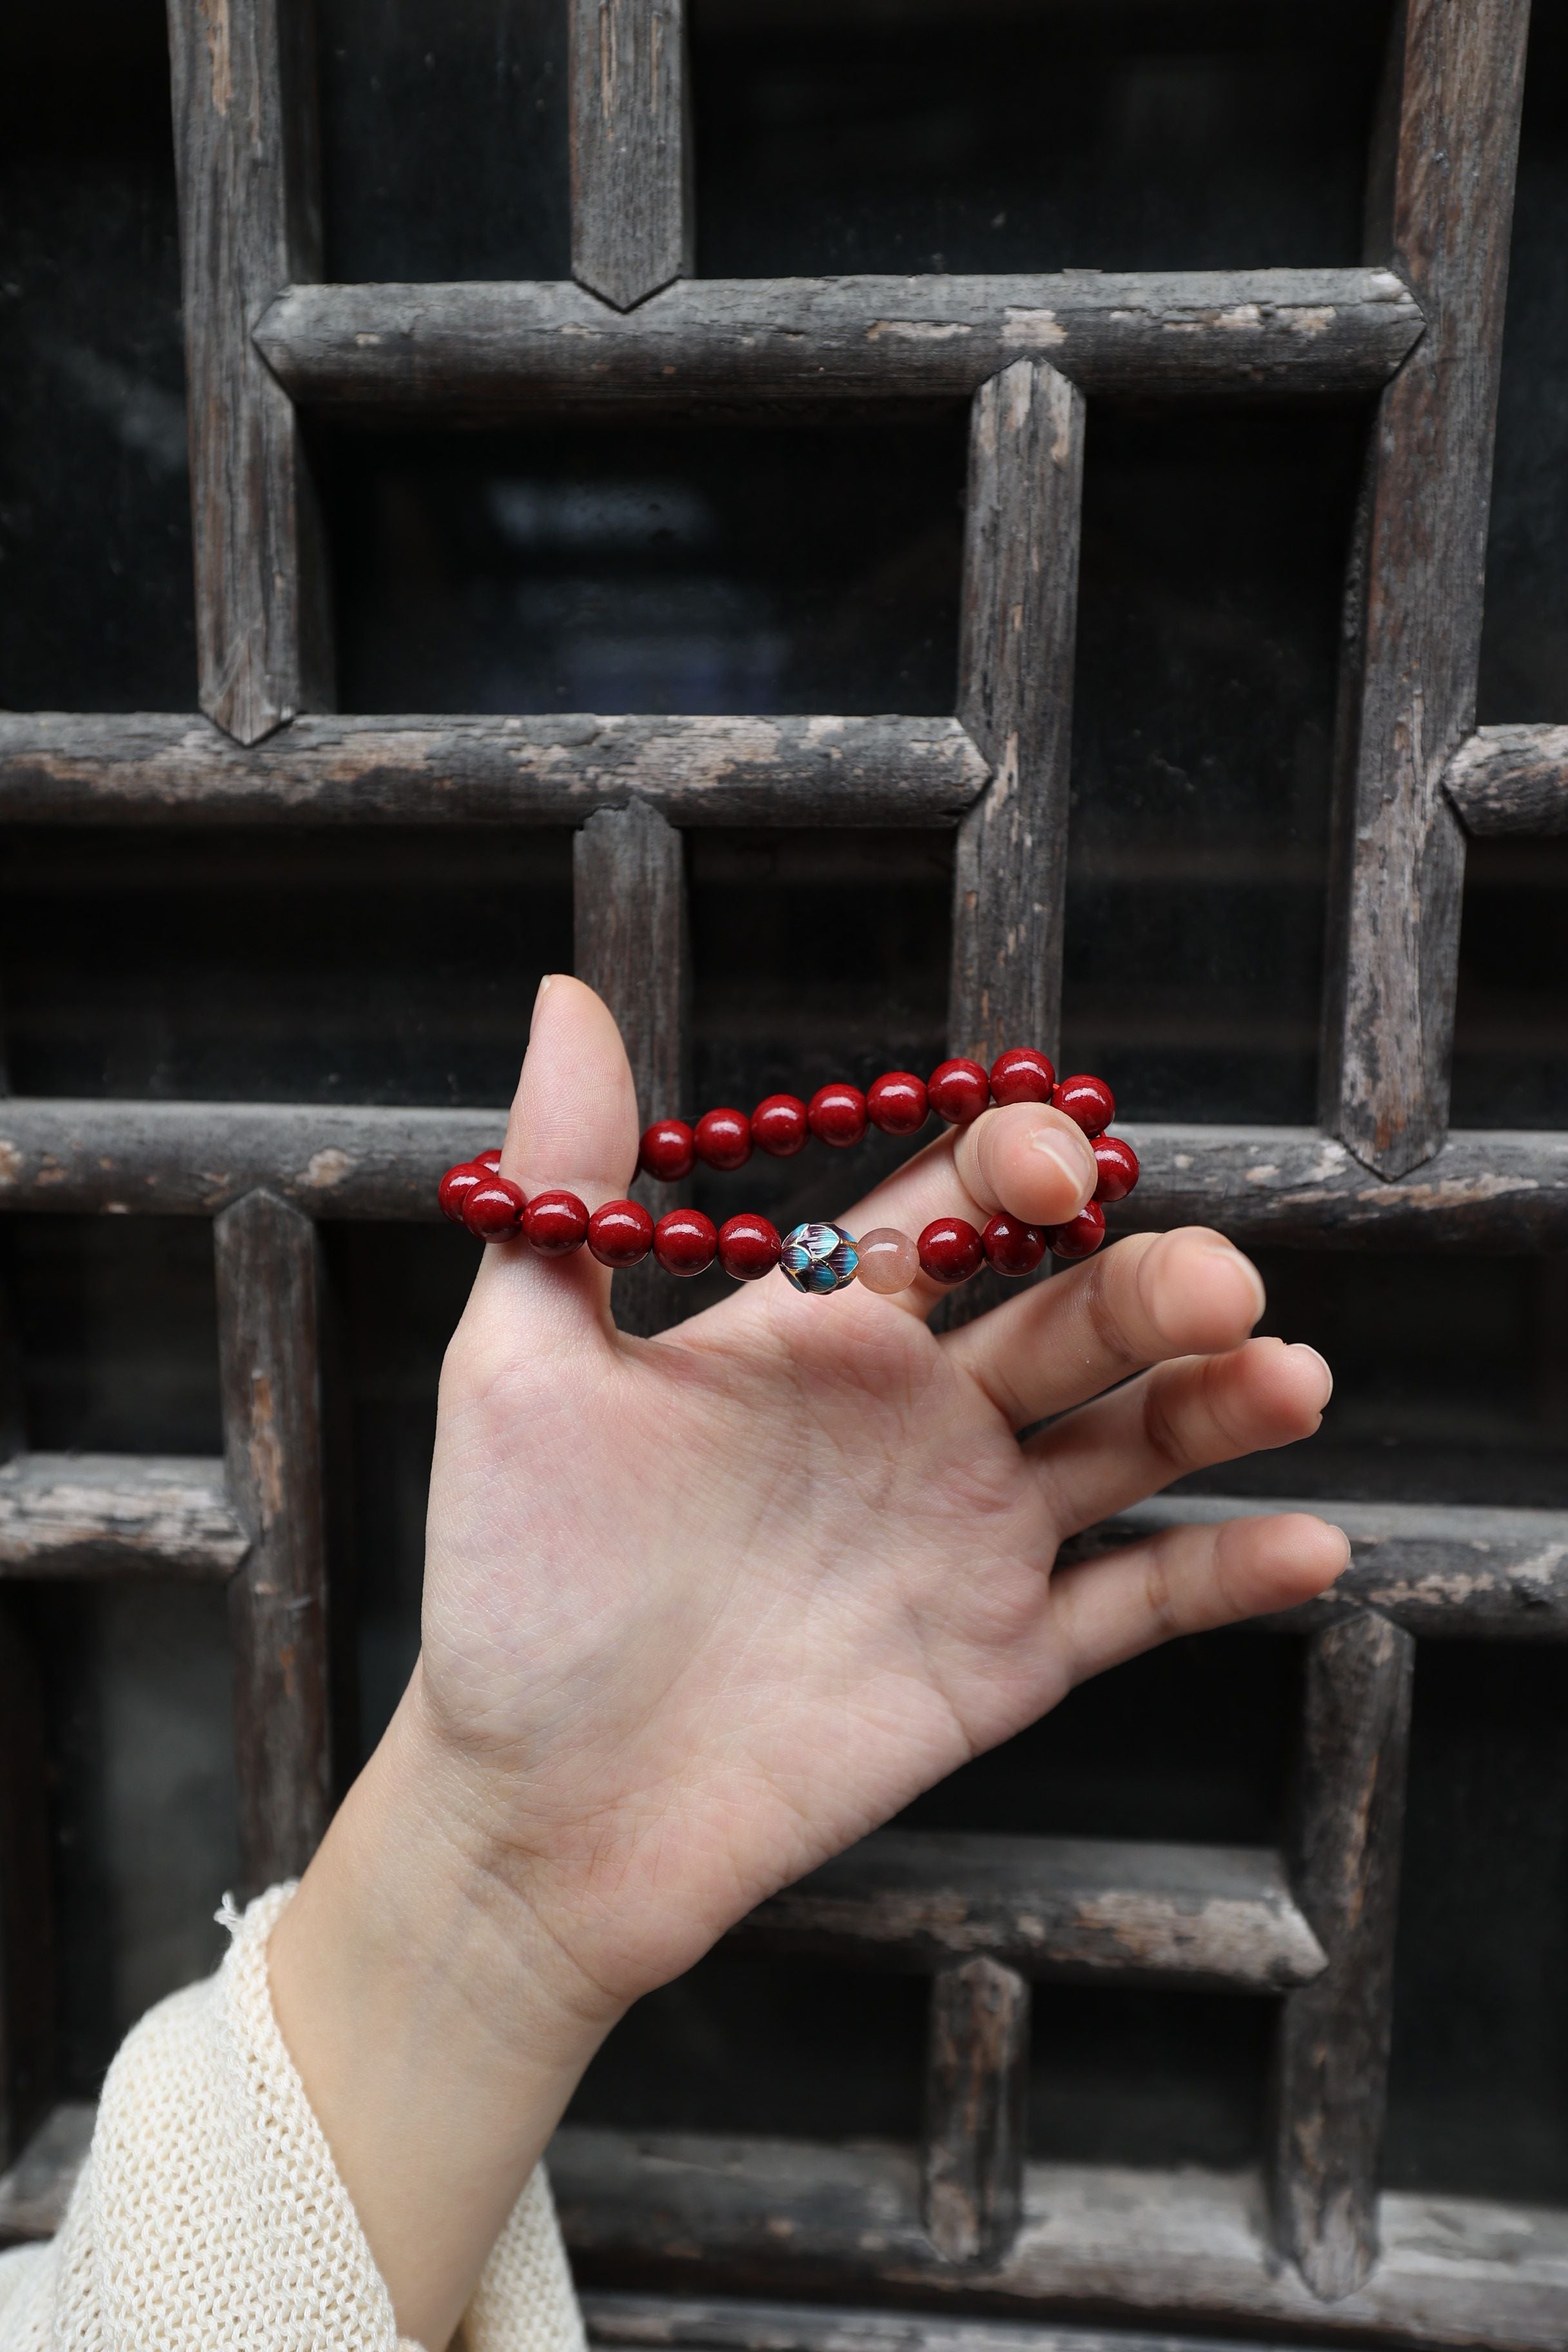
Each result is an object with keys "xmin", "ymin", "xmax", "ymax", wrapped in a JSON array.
[{"xmin": 437, "ymin": 1048, "xmax": 1139, "ymax": 1298}]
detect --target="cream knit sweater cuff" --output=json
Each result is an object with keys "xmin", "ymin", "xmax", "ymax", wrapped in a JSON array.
[{"xmin": 0, "ymin": 1884, "xmax": 587, "ymax": 2352}]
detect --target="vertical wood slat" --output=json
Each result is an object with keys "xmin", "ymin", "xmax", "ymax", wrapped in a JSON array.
[
  {"xmin": 574, "ymin": 799, "xmax": 690, "ymax": 1337},
  {"xmin": 166, "ymin": 0, "xmax": 332, "ymax": 745},
  {"xmin": 571, "ymin": 0, "xmax": 692, "ymax": 312},
  {"xmin": 1270, "ymin": 1611, "xmax": 1416, "ymax": 2300},
  {"xmin": 215, "ymin": 1190, "xmax": 332, "ymax": 1893},
  {"xmin": 1318, "ymin": 0, "xmax": 1531, "ymax": 1177},
  {"xmin": 922, "ymin": 1957, "xmax": 1030, "ymax": 2268}
]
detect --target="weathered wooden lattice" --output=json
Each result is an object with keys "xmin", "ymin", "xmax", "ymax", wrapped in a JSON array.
[{"xmin": 1, "ymin": 0, "xmax": 1566, "ymax": 2342}]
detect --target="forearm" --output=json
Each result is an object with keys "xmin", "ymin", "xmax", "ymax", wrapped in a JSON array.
[{"xmin": 268, "ymin": 1668, "xmax": 619, "ymax": 2351}]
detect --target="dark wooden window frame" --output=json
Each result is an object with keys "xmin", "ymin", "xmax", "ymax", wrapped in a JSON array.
[{"xmin": 3, "ymin": 0, "xmax": 1567, "ymax": 2342}]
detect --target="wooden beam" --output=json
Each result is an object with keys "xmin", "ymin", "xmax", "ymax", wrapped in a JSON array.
[
  {"xmin": 571, "ymin": 0, "xmax": 691, "ymax": 311},
  {"xmin": 923, "ymin": 1959, "xmax": 1029, "ymax": 2268},
  {"xmin": 0, "ymin": 712, "xmax": 986, "ymax": 830},
  {"xmin": 166, "ymin": 0, "xmax": 330, "ymax": 742},
  {"xmin": 1269, "ymin": 1613, "xmax": 1415, "ymax": 2300},
  {"xmin": 1446, "ymin": 725, "xmax": 1568, "ymax": 836},
  {"xmin": 734, "ymin": 1830, "xmax": 1324, "ymax": 1994},
  {"xmin": 251, "ymin": 269, "xmax": 1425, "ymax": 416},
  {"xmin": 1318, "ymin": 0, "xmax": 1531, "ymax": 1177},
  {"xmin": 574, "ymin": 800, "xmax": 689, "ymax": 1337},
  {"xmin": 215, "ymin": 1191, "xmax": 331, "ymax": 1892},
  {"xmin": 0, "ymin": 1453, "xmax": 247, "ymax": 1580},
  {"xmin": 581, "ymin": 2291, "xmax": 1297, "ymax": 2352}
]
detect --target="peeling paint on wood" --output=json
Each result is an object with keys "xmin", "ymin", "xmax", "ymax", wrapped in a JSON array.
[
  {"xmin": 0, "ymin": 1452, "xmax": 246, "ymax": 1579},
  {"xmin": 1445, "ymin": 725, "xmax": 1568, "ymax": 835}
]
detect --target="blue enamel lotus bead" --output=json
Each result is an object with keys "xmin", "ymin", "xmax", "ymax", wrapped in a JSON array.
[{"xmin": 779, "ymin": 1220, "xmax": 859, "ymax": 1295}]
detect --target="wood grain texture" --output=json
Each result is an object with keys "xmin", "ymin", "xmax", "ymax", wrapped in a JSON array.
[
  {"xmin": 253, "ymin": 270, "xmax": 1424, "ymax": 415},
  {"xmin": 923, "ymin": 1959, "xmax": 1029, "ymax": 2268},
  {"xmin": 0, "ymin": 711, "xmax": 986, "ymax": 829},
  {"xmin": 0, "ymin": 1610, "xmax": 54, "ymax": 2172},
  {"xmin": 1318, "ymin": 0, "xmax": 1531, "ymax": 1176},
  {"xmin": 735, "ymin": 1830, "xmax": 1324, "ymax": 1993},
  {"xmin": 571, "ymin": 0, "xmax": 691, "ymax": 311},
  {"xmin": 1269, "ymin": 1614, "xmax": 1415, "ymax": 2300},
  {"xmin": 166, "ymin": 0, "xmax": 330, "ymax": 742},
  {"xmin": 581, "ymin": 2290, "xmax": 1297, "ymax": 2352},
  {"xmin": 1445, "ymin": 725, "xmax": 1568, "ymax": 835},
  {"xmin": 574, "ymin": 800, "xmax": 688, "ymax": 1336},
  {"xmin": 550, "ymin": 2126, "xmax": 1568, "ymax": 2347},
  {"xmin": 0, "ymin": 1453, "xmax": 246, "ymax": 1580},
  {"xmin": 215, "ymin": 1190, "xmax": 331, "ymax": 1891}
]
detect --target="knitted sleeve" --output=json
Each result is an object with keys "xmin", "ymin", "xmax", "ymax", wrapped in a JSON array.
[{"xmin": 0, "ymin": 1885, "xmax": 587, "ymax": 2352}]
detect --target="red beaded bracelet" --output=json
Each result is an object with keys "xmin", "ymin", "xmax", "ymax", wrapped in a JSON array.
[{"xmin": 438, "ymin": 1050, "xmax": 1136, "ymax": 1297}]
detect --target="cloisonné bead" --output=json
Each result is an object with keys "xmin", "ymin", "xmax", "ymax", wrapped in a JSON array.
[
  {"xmin": 917, "ymin": 1215, "xmax": 985, "ymax": 1283},
  {"xmin": 928, "ymin": 1058, "xmax": 990, "ymax": 1125},
  {"xmin": 639, "ymin": 1118, "xmax": 696, "ymax": 1182},
  {"xmin": 982, "ymin": 1212, "xmax": 1046, "ymax": 1278},
  {"xmin": 463, "ymin": 1174, "xmax": 527, "ymax": 1241},
  {"xmin": 587, "ymin": 1199, "xmax": 654, "ymax": 1267},
  {"xmin": 523, "ymin": 1190, "xmax": 589, "ymax": 1255},
  {"xmin": 695, "ymin": 1106, "xmax": 752, "ymax": 1170},
  {"xmin": 654, "ymin": 1207, "xmax": 719, "ymax": 1277},
  {"xmin": 780, "ymin": 1220, "xmax": 860, "ymax": 1294},
  {"xmin": 855, "ymin": 1226, "xmax": 919, "ymax": 1295},
  {"xmin": 475, "ymin": 1148, "xmax": 504, "ymax": 1173},
  {"xmin": 1046, "ymin": 1202, "xmax": 1106, "ymax": 1259},
  {"xmin": 752, "ymin": 1093, "xmax": 810, "ymax": 1157},
  {"xmin": 1092, "ymin": 1134, "xmax": 1139, "ymax": 1204},
  {"xmin": 808, "ymin": 1082, "xmax": 868, "ymax": 1148},
  {"xmin": 989, "ymin": 1048, "xmax": 1055, "ymax": 1106},
  {"xmin": 719, "ymin": 1213, "xmax": 782, "ymax": 1280},
  {"xmin": 438, "ymin": 1162, "xmax": 486, "ymax": 1224},
  {"xmin": 1054, "ymin": 1075, "xmax": 1115, "ymax": 1137},
  {"xmin": 867, "ymin": 1071, "xmax": 928, "ymax": 1136}
]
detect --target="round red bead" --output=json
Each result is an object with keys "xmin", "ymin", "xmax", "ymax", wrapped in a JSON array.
[
  {"xmin": 1046, "ymin": 1202, "xmax": 1107, "ymax": 1259},
  {"xmin": 462, "ymin": 1174, "xmax": 527, "ymax": 1242},
  {"xmin": 1054, "ymin": 1075, "xmax": 1115, "ymax": 1137},
  {"xmin": 522, "ymin": 1189, "xmax": 589, "ymax": 1255},
  {"xmin": 639, "ymin": 1118, "xmax": 696, "ymax": 1182},
  {"xmin": 982, "ymin": 1213, "xmax": 1046, "ymax": 1277},
  {"xmin": 718, "ymin": 1213, "xmax": 782, "ymax": 1280},
  {"xmin": 474, "ymin": 1148, "xmax": 504, "ymax": 1173},
  {"xmin": 752, "ymin": 1093, "xmax": 810, "ymax": 1157},
  {"xmin": 587, "ymin": 1199, "xmax": 654, "ymax": 1267},
  {"xmin": 989, "ymin": 1048, "xmax": 1056, "ymax": 1107},
  {"xmin": 694, "ymin": 1106, "xmax": 752, "ymax": 1170},
  {"xmin": 928, "ymin": 1057, "xmax": 990, "ymax": 1125},
  {"xmin": 1092, "ymin": 1134, "xmax": 1140, "ymax": 1204},
  {"xmin": 917, "ymin": 1215, "xmax": 985, "ymax": 1284},
  {"xmin": 867, "ymin": 1070, "xmax": 929, "ymax": 1136},
  {"xmin": 438, "ymin": 1162, "xmax": 486, "ymax": 1224},
  {"xmin": 808, "ymin": 1081, "xmax": 868, "ymax": 1148},
  {"xmin": 654, "ymin": 1208, "xmax": 719, "ymax": 1277}
]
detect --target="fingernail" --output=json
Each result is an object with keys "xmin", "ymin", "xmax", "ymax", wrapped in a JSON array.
[
  {"xmin": 530, "ymin": 973, "xmax": 555, "ymax": 1033},
  {"xmin": 1329, "ymin": 1524, "xmax": 1352, "ymax": 1573},
  {"xmin": 1201, "ymin": 1237, "xmax": 1267, "ymax": 1317},
  {"xmin": 1293, "ymin": 1342, "xmax": 1334, "ymax": 1403},
  {"xmin": 1030, "ymin": 1128, "xmax": 1094, "ymax": 1189}
]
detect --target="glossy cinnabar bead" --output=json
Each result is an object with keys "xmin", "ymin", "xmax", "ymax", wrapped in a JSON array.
[
  {"xmin": 808, "ymin": 1081, "xmax": 868, "ymax": 1148},
  {"xmin": 752, "ymin": 1093, "xmax": 810, "ymax": 1157},
  {"xmin": 867, "ymin": 1070, "xmax": 928, "ymax": 1136},
  {"xmin": 639, "ymin": 1118, "xmax": 696, "ymax": 1182},
  {"xmin": 523, "ymin": 1190, "xmax": 589, "ymax": 1255},
  {"xmin": 695, "ymin": 1106, "xmax": 752, "ymax": 1170},
  {"xmin": 654, "ymin": 1207, "xmax": 718, "ymax": 1277},
  {"xmin": 989, "ymin": 1048, "xmax": 1055, "ymax": 1106},
  {"xmin": 1092, "ymin": 1134, "xmax": 1140, "ymax": 1204},
  {"xmin": 718, "ymin": 1213, "xmax": 782, "ymax": 1280},
  {"xmin": 587, "ymin": 1199, "xmax": 654, "ymax": 1267},
  {"xmin": 982, "ymin": 1213, "xmax": 1046, "ymax": 1277},
  {"xmin": 928, "ymin": 1057, "xmax": 990, "ymax": 1125},
  {"xmin": 1046, "ymin": 1202, "xmax": 1106, "ymax": 1259},
  {"xmin": 1054, "ymin": 1075, "xmax": 1115, "ymax": 1137},
  {"xmin": 475, "ymin": 1148, "xmax": 504, "ymax": 1173},
  {"xmin": 438, "ymin": 1162, "xmax": 486, "ymax": 1224},
  {"xmin": 917, "ymin": 1215, "xmax": 985, "ymax": 1283},
  {"xmin": 462, "ymin": 1174, "xmax": 526, "ymax": 1241}
]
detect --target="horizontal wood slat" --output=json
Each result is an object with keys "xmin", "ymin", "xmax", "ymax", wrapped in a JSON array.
[
  {"xmin": 252, "ymin": 269, "xmax": 1424, "ymax": 413},
  {"xmin": 551, "ymin": 2127, "xmax": 1568, "ymax": 2349},
  {"xmin": 734, "ymin": 1830, "xmax": 1324, "ymax": 1994},
  {"xmin": 581, "ymin": 2290, "xmax": 1298, "ymax": 2352},
  {"xmin": 0, "ymin": 1453, "xmax": 246, "ymax": 1580},
  {"xmin": 0, "ymin": 712, "xmax": 986, "ymax": 830},
  {"xmin": 0, "ymin": 2103, "xmax": 92, "ymax": 2246},
  {"xmin": 1445, "ymin": 725, "xmax": 1568, "ymax": 835}
]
